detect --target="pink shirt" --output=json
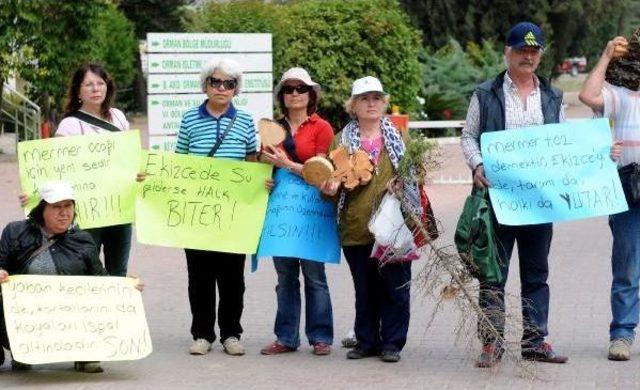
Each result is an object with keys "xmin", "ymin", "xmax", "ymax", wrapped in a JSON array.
[
  {"xmin": 361, "ymin": 136, "xmax": 383, "ymax": 165},
  {"xmin": 55, "ymin": 108, "xmax": 129, "ymax": 136}
]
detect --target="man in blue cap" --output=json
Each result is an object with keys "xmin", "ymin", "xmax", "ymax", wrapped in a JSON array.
[{"xmin": 460, "ymin": 21, "xmax": 568, "ymax": 368}]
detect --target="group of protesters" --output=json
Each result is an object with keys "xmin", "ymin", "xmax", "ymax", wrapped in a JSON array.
[{"xmin": 1, "ymin": 19, "xmax": 640, "ymax": 375}]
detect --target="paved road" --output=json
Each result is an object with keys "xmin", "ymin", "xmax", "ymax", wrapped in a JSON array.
[{"xmin": 0, "ymin": 127, "xmax": 637, "ymax": 389}]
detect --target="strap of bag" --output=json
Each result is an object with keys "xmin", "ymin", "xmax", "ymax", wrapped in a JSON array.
[
  {"xmin": 69, "ymin": 111, "xmax": 121, "ymax": 132},
  {"xmin": 27, "ymin": 238, "xmax": 58, "ymax": 262},
  {"xmin": 470, "ymin": 186, "xmax": 488, "ymax": 198},
  {"xmin": 278, "ymin": 118, "xmax": 302, "ymax": 163},
  {"xmin": 208, "ymin": 115, "xmax": 237, "ymax": 157}
]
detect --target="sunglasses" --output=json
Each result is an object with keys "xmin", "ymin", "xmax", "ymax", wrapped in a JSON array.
[
  {"xmin": 207, "ymin": 77, "xmax": 237, "ymax": 90},
  {"xmin": 282, "ymin": 85, "xmax": 312, "ymax": 94}
]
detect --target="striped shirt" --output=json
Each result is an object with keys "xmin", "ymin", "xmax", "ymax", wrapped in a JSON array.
[
  {"xmin": 600, "ymin": 83, "xmax": 640, "ymax": 167},
  {"xmin": 175, "ymin": 101, "xmax": 257, "ymax": 160},
  {"xmin": 461, "ymin": 72, "xmax": 566, "ymax": 169}
]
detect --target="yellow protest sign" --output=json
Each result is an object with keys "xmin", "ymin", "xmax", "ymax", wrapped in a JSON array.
[
  {"xmin": 17, "ymin": 131, "xmax": 142, "ymax": 229},
  {"xmin": 2, "ymin": 275, "xmax": 152, "ymax": 364},
  {"xmin": 136, "ymin": 151, "xmax": 272, "ymax": 253}
]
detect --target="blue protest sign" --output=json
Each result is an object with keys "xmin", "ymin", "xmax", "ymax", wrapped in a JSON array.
[
  {"xmin": 481, "ymin": 118, "xmax": 628, "ymax": 225},
  {"xmin": 256, "ymin": 168, "xmax": 341, "ymax": 265}
]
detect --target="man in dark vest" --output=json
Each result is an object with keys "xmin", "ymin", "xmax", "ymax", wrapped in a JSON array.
[{"xmin": 460, "ymin": 21, "xmax": 568, "ymax": 368}]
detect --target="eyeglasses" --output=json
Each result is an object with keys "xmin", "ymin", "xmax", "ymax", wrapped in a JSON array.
[
  {"xmin": 81, "ymin": 81, "xmax": 107, "ymax": 90},
  {"xmin": 207, "ymin": 77, "xmax": 237, "ymax": 90},
  {"xmin": 282, "ymin": 85, "xmax": 312, "ymax": 94}
]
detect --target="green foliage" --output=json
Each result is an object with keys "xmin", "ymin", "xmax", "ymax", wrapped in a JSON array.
[
  {"xmin": 118, "ymin": 0, "xmax": 188, "ymax": 39},
  {"xmin": 13, "ymin": 1, "xmax": 137, "ymax": 119},
  {"xmin": 88, "ymin": 6, "xmax": 138, "ymax": 111},
  {"xmin": 397, "ymin": 131, "xmax": 439, "ymax": 184},
  {"xmin": 419, "ymin": 39, "xmax": 503, "ymax": 124},
  {"xmin": 399, "ymin": 0, "xmax": 631, "ymax": 78},
  {"xmin": 118, "ymin": 0, "xmax": 188, "ymax": 113},
  {"xmin": 18, "ymin": 1, "xmax": 104, "ymax": 118},
  {"xmin": 186, "ymin": 0, "xmax": 422, "ymax": 129},
  {"xmin": 0, "ymin": 0, "xmax": 39, "ymax": 85},
  {"xmin": 186, "ymin": 0, "xmax": 280, "ymax": 34},
  {"xmin": 624, "ymin": 0, "xmax": 640, "ymax": 36}
]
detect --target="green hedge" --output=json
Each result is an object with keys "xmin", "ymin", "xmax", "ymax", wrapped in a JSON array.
[{"xmin": 186, "ymin": 0, "xmax": 422, "ymax": 129}]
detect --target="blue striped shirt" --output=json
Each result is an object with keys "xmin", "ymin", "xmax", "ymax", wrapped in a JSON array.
[{"xmin": 175, "ymin": 101, "xmax": 257, "ymax": 160}]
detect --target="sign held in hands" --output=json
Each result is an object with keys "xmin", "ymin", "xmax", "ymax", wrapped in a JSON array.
[{"xmin": 481, "ymin": 119, "xmax": 627, "ymax": 225}]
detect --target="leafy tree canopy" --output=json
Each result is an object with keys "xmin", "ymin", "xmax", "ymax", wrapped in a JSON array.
[{"xmin": 186, "ymin": 0, "xmax": 423, "ymax": 128}]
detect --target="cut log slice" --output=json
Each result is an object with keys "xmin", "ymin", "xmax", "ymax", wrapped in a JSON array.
[
  {"xmin": 258, "ymin": 118, "xmax": 286, "ymax": 147},
  {"xmin": 352, "ymin": 150, "xmax": 374, "ymax": 185},
  {"xmin": 302, "ymin": 156, "xmax": 335, "ymax": 187}
]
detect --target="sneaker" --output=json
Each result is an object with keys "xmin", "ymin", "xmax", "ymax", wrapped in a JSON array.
[
  {"xmin": 260, "ymin": 341, "xmax": 296, "ymax": 355},
  {"xmin": 189, "ymin": 338, "xmax": 212, "ymax": 355},
  {"xmin": 380, "ymin": 350, "xmax": 401, "ymax": 363},
  {"xmin": 476, "ymin": 343, "xmax": 504, "ymax": 368},
  {"xmin": 341, "ymin": 336, "xmax": 358, "ymax": 349},
  {"xmin": 608, "ymin": 338, "xmax": 632, "ymax": 361},
  {"xmin": 11, "ymin": 359, "xmax": 32, "ymax": 371},
  {"xmin": 346, "ymin": 347, "xmax": 379, "ymax": 359},
  {"xmin": 521, "ymin": 342, "xmax": 568, "ymax": 363},
  {"xmin": 223, "ymin": 337, "xmax": 245, "ymax": 356},
  {"xmin": 313, "ymin": 342, "xmax": 331, "ymax": 356},
  {"xmin": 74, "ymin": 361, "xmax": 104, "ymax": 373}
]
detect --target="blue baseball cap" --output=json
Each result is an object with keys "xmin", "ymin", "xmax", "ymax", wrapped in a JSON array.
[{"xmin": 506, "ymin": 22, "xmax": 544, "ymax": 49}]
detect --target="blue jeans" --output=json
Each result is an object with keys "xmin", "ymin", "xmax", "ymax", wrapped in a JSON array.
[
  {"xmin": 478, "ymin": 223, "xmax": 552, "ymax": 347},
  {"xmin": 86, "ymin": 223, "xmax": 132, "ymax": 276},
  {"xmin": 343, "ymin": 245, "xmax": 411, "ymax": 353},
  {"xmin": 609, "ymin": 209, "xmax": 640, "ymax": 341},
  {"xmin": 273, "ymin": 257, "xmax": 333, "ymax": 348}
]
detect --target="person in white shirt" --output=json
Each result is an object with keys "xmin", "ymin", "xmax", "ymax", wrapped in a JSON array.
[
  {"xmin": 28, "ymin": 64, "xmax": 135, "ymax": 277},
  {"xmin": 579, "ymin": 35, "xmax": 640, "ymax": 362}
]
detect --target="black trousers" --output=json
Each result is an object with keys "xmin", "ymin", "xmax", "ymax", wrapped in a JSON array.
[
  {"xmin": 343, "ymin": 244, "xmax": 412, "ymax": 353},
  {"xmin": 0, "ymin": 296, "xmax": 8, "ymax": 349},
  {"xmin": 185, "ymin": 249, "xmax": 246, "ymax": 343}
]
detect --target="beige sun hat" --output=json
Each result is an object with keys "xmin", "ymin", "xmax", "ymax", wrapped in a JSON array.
[{"xmin": 273, "ymin": 67, "xmax": 321, "ymax": 98}]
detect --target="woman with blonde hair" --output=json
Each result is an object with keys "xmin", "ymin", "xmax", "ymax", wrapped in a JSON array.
[{"xmin": 321, "ymin": 76, "xmax": 422, "ymax": 363}]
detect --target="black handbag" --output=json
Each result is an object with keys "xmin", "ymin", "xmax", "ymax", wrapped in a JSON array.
[{"xmin": 618, "ymin": 163, "xmax": 640, "ymax": 208}]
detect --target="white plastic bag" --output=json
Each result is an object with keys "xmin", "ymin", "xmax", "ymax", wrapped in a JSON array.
[{"xmin": 368, "ymin": 193, "xmax": 414, "ymax": 253}]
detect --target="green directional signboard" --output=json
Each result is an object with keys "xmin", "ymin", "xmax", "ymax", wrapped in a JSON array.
[
  {"xmin": 147, "ymin": 53, "xmax": 272, "ymax": 74},
  {"xmin": 147, "ymin": 73, "xmax": 273, "ymax": 94},
  {"xmin": 148, "ymin": 135, "xmax": 178, "ymax": 152},
  {"xmin": 147, "ymin": 33, "xmax": 271, "ymax": 53},
  {"xmin": 147, "ymin": 93, "xmax": 273, "ymax": 135},
  {"xmin": 146, "ymin": 33, "xmax": 273, "ymax": 136}
]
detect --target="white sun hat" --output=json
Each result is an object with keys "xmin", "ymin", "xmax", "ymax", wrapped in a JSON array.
[
  {"xmin": 351, "ymin": 76, "xmax": 387, "ymax": 97},
  {"xmin": 39, "ymin": 181, "xmax": 75, "ymax": 203}
]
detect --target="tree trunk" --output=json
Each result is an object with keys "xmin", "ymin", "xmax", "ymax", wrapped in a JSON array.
[
  {"xmin": 617, "ymin": 9, "xmax": 626, "ymax": 35},
  {"xmin": 0, "ymin": 76, "xmax": 4, "ymax": 121},
  {"xmin": 134, "ymin": 51, "xmax": 147, "ymax": 113}
]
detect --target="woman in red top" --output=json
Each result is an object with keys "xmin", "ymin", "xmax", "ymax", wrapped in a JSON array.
[{"xmin": 260, "ymin": 68, "xmax": 334, "ymax": 356}]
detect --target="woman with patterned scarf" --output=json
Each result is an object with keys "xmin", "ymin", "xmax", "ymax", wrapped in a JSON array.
[{"xmin": 320, "ymin": 76, "xmax": 422, "ymax": 363}]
